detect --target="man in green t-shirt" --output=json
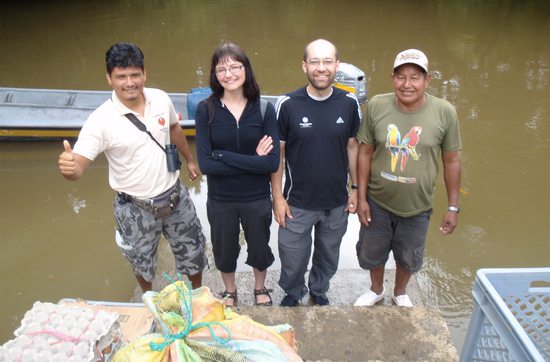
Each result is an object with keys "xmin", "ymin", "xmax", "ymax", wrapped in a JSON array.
[{"xmin": 354, "ymin": 49, "xmax": 461, "ymax": 307}]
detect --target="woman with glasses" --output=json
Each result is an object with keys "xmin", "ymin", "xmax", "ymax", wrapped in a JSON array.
[{"xmin": 195, "ymin": 43, "xmax": 279, "ymax": 307}]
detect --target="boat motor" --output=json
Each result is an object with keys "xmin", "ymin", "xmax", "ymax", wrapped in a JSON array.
[{"xmin": 334, "ymin": 62, "xmax": 367, "ymax": 104}]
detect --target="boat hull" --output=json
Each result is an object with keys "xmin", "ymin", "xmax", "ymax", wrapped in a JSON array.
[
  {"xmin": 0, "ymin": 88, "xmax": 282, "ymax": 141},
  {"xmin": 0, "ymin": 125, "xmax": 197, "ymax": 141}
]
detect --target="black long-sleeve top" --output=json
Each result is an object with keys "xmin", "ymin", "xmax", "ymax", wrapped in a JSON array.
[{"xmin": 195, "ymin": 97, "xmax": 280, "ymax": 202}]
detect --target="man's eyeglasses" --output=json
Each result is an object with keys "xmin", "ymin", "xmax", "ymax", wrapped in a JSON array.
[
  {"xmin": 393, "ymin": 74, "xmax": 426, "ymax": 84},
  {"xmin": 306, "ymin": 58, "xmax": 336, "ymax": 67},
  {"xmin": 215, "ymin": 64, "xmax": 244, "ymax": 76}
]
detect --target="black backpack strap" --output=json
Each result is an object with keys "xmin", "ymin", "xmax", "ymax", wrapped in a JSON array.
[{"xmin": 124, "ymin": 113, "xmax": 166, "ymax": 153}]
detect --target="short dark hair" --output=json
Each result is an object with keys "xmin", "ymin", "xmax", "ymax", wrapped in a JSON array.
[
  {"xmin": 209, "ymin": 43, "xmax": 260, "ymax": 101},
  {"xmin": 105, "ymin": 42, "xmax": 144, "ymax": 75}
]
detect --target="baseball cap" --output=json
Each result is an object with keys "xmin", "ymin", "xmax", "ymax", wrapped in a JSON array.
[{"xmin": 393, "ymin": 49, "xmax": 429, "ymax": 73}]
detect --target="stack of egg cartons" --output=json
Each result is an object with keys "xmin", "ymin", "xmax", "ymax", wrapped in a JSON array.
[{"xmin": 0, "ymin": 301, "xmax": 122, "ymax": 361}]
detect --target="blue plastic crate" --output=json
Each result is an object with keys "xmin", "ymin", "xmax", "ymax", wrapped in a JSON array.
[{"xmin": 461, "ymin": 268, "xmax": 550, "ymax": 361}]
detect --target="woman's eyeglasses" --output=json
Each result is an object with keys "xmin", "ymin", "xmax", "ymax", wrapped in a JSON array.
[{"xmin": 215, "ymin": 64, "xmax": 244, "ymax": 76}]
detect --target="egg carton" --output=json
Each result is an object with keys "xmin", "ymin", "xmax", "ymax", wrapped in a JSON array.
[{"xmin": 0, "ymin": 301, "xmax": 122, "ymax": 362}]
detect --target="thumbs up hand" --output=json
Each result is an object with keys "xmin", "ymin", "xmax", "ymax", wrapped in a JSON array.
[
  {"xmin": 58, "ymin": 140, "xmax": 78, "ymax": 179},
  {"xmin": 57, "ymin": 140, "xmax": 83, "ymax": 180},
  {"xmin": 63, "ymin": 140, "xmax": 73, "ymax": 154}
]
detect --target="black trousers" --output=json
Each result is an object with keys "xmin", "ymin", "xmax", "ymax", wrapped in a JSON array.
[{"xmin": 207, "ymin": 197, "xmax": 275, "ymax": 273}]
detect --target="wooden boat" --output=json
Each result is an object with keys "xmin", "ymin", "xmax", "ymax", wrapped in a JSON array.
[{"xmin": 0, "ymin": 63, "xmax": 367, "ymax": 141}]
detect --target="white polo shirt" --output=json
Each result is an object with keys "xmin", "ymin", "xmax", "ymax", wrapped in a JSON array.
[{"xmin": 74, "ymin": 87, "xmax": 179, "ymax": 199}]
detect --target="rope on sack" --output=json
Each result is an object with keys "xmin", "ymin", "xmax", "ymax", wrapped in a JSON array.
[{"xmin": 149, "ymin": 273, "xmax": 232, "ymax": 352}]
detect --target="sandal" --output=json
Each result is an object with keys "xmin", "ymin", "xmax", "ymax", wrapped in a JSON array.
[
  {"xmin": 220, "ymin": 290, "xmax": 238, "ymax": 307},
  {"xmin": 254, "ymin": 288, "xmax": 273, "ymax": 306}
]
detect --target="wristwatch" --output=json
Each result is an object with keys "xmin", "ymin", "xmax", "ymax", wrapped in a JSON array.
[
  {"xmin": 351, "ymin": 184, "xmax": 358, "ymax": 190},
  {"xmin": 448, "ymin": 206, "xmax": 460, "ymax": 213}
]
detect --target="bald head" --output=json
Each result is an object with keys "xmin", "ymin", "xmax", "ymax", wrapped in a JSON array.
[{"xmin": 303, "ymin": 39, "xmax": 339, "ymax": 61}]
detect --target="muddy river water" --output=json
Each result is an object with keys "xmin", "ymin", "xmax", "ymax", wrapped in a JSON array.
[{"xmin": 1, "ymin": 0, "xmax": 549, "ymax": 352}]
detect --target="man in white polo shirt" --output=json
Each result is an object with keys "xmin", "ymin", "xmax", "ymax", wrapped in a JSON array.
[{"xmin": 58, "ymin": 42, "xmax": 207, "ymax": 292}]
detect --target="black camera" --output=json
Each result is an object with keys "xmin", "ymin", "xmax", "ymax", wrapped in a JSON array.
[{"xmin": 165, "ymin": 144, "xmax": 181, "ymax": 172}]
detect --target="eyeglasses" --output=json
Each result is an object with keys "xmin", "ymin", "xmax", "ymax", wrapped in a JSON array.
[
  {"xmin": 306, "ymin": 58, "xmax": 336, "ymax": 67},
  {"xmin": 215, "ymin": 64, "xmax": 244, "ymax": 76},
  {"xmin": 393, "ymin": 74, "xmax": 426, "ymax": 84}
]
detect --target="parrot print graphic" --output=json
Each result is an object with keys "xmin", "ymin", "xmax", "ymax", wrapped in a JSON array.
[
  {"xmin": 385, "ymin": 124, "xmax": 422, "ymax": 173},
  {"xmin": 399, "ymin": 126, "xmax": 422, "ymax": 171},
  {"xmin": 386, "ymin": 124, "xmax": 401, "ymax": 172}
]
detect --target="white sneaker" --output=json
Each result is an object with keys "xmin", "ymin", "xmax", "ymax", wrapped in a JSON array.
[
  {"xmin": 392, "ymin": 294, "xmax": 413, "ymax": 307},
  {"xmin": 353, "ymin": 287, "xmax": 385, "ymax": 306}
]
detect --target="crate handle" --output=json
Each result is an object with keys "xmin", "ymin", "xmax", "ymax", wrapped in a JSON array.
[{"xmin": 529, "ymin": 280, "xmax": 550, "ymax": 293}]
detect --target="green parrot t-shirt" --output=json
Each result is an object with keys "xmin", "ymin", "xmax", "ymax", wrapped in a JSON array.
[{"xmin": 356, "ymin": 93, "xmax": 461, "ymax": 217}]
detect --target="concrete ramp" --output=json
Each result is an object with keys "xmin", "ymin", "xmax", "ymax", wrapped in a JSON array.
[
  {"xmin": 131, "ymin": 240, "xmax": 458, "ymax": 361},
  {"xmin": 238, "ymin": 305, "xmax": 458, "ymax": 361},
  {"xmin": 134, "ymin": 269, "xmax": 457, "ymax": 361}
]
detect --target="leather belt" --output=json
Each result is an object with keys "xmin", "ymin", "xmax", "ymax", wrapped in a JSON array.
[{"xmin": 117, "ymin": 181, "xmax": 181, "ymax": 218}]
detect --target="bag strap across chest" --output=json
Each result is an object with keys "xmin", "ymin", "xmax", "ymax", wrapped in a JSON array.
[{"xmin": 124, "ymin": 113, "xmax": 167, "ymax": 154}]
